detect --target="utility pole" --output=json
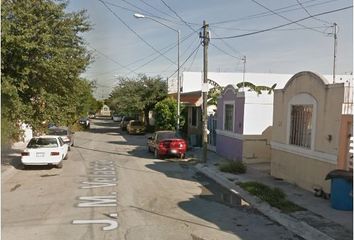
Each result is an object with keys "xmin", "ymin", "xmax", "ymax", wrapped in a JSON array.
[
  {"xmin": 201, "ymin": 21, "xmax": 209, "ymax": 163},
  {"xmin": 177, "ymin": 30, "xmax": 181, "ymax": 132},
  {"xmin": 332, "ymin": 22, "xmax": 337, "ymax": 83},
  {"xmin": 242, "ymin": 56, "xmax": 246, "ymax": 91}
]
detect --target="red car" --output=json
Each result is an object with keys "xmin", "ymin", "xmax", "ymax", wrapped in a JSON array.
[{"xmin": 147, "ymin": 131, "xmax": 187, "ymax": 159}]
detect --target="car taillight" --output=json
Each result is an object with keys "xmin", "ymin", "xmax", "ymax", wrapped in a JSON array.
[
  {"xmin": 21, "ymin": 152, "xmax": 29, "ymax": 156},
  {"xmin": 171, "ymin": 140, "xmax": 185, "ymax": 148},
  {"xmin": 51, "ymin": 152, "xmax": 60, "ymax": 156}
]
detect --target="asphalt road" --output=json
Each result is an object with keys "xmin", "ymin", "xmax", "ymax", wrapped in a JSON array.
[{"xmin": 2, "ymin": 118, "xmax": 302, "ymax": 240}]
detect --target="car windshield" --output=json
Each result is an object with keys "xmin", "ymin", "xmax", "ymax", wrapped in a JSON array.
[
  {"xmin": 131, "ymin": 121, "xmax": 143, "ymax": 126},
  {"xmin": 27, "ymin": 138, "xmax": 58, "ymax": 148},
  {"xmin": 124, "ymin": 117, "xmax": 134, "ymax": 122},
  {"xmin": 157, "ymin": 132, "xmax": 178, "ymax": 140},
  {"xmin": 48, "ymin": 128, "xmax": 68, "ymax": 136}
]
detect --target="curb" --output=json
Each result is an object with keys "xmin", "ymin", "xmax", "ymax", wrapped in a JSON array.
[{"xmin": 195, "ymin": 163, "xmax": 335, "ymax": 240}]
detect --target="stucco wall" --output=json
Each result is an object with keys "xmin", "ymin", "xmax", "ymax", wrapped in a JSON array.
[
  {"xmin": 271, "ymin": 149, "xmax": 336, "ymax": 193},
  {"xmin": 271, "ymin": 72, "xmax": 345, "ymax": 192},
  {"xmin": 243, "ymin": 127, "xmax": 272, "ymax": 163},
  {"xmin": 272, "ymin": 72, "xmax": 344, "ymax": 154},
  {"xmin": 216, "ymin": 85, "xmax": 245, "ymax": 161}
]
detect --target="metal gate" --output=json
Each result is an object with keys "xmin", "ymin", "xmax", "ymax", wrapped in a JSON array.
[{"xmin": 208, "ymin": 115, "xmax": 217, "ymax": 148}]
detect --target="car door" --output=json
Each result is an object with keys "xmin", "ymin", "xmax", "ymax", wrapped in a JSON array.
[
  {"xmin": 148, "ymin": 133, "xmax": 156, "ymax": 150},
  {"xmin": 58, "ymin": 137, "xmax": 68, "ymax": 157}
]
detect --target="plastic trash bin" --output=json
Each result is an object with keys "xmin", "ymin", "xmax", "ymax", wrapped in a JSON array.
[{"xmin": 325, "ymin": 170, "xmax": 353, "ymax": 211}]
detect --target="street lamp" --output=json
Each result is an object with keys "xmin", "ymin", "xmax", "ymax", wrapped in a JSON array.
[{"xmin": 133, "ymin": 13, "xmax": 181, "ymax": 132}]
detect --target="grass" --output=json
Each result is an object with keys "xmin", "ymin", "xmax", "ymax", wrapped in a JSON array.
[
  {"xmin": 219, "ymin": 161, "xmax": 246, "ymax": 174},
  {"xmin": 238, "ymin": 181, "xmax": 305, "ymax": 213}
]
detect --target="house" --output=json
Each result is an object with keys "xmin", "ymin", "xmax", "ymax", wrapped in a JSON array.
[
  {"xmin": 271, "ymin": 71, "xmax": 353, "ymax": 193},
  {"xmin": 169, "ymin": 71, "xmax": 351, "ymax": 162},
  {"xmin": 99, "ymin": 104, "xmax": 111, "ymax": 117},
  {"xmin": 215, "ymin": 85, "xmax": 245, "ymax": 161}
]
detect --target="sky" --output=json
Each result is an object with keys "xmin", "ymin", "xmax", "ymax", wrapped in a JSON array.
[{"xmin": 66, "ymin": 0, "xmax": 353, "ymax": 98}]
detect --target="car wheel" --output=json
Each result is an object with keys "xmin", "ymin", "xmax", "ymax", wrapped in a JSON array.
[
  {"xmin": 57, "ymin": 161, "xmax": 63, "ymax": 169},
  {"xmin": 154, "ymin": 149, "xmax": 162, "ymax": 159}
]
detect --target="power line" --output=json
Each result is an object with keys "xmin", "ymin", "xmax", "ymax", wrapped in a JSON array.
[
  {"xmin": 209, "ymin": 0, "xmax": 338, "ymax": 25},
  {"xmin": 211, "ymin": 6, "xmax": 353, "ymax": 40},
  {"xmin": 104, "ymin": 0, "xmax": 185, "ymax": 28},
  {"xmin": 210, "ymin": 43, "xmax": 244, "ymax": 60},
  {"xmin": 168, "ymin": 44, "xmax": 201, "ymax": 79},
  {"xmin": 91, "ymin": 30, "xmax": 198, "ymax": 80},
  {"xmin": 159, "ymin": 0, "xmax": 196, "ymax": 32},
  {"xmin": 212, "ymin": 31, "xmax": 245, "ymax": 58},
  {"xmin": 87, "ymin": 45, "xmax": 138, "ymax": 74},
  {"xmin": 125, "ymin": 30, "xmax": 200, "ymax": 76},
  {"xmin": 248, "ymin": 0, "xmax": 326, "ymax": 34},
  {"xmin": 98, "ymin": 0, "xmax": 176, "ymax": 65},
  {"xmin": 159, "ymin": 35, "xmax": 201, "ymax": 75},
  {"xmin": 137, "ymin": 0, "xmax": 179, "ymax": 21},
  {"xmin": 187, "ymin": 43, "xmax": 201, "ymax": 71},
  {"xmin": 210, "ymin": 25, "xmax": 329, "ymax": 32},
  {"xmin": 295, "ymin": 0, "xmax": 332, "ymax": 25}
]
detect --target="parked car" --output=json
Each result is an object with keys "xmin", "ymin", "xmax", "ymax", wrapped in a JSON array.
[
  {"xmin": 79, "ymin": 117, "xmax": 90, "ymax": 129},
  {"xmin": 127, "ymin": 120, "xmax": 145, "ymax": 135},
  {"xmin": 21, "ymin": 136, "xmax": 69, "ymax": 168},
  {"xmin": 147, "ymin": 131, "xmax": 187, "ymax": 159},
  {"xmin": 120, "ymin": 116, "xmax": 135, "ymax": 130},
  {"xmin": 89, "ymin": 113, "xmax": 96, "ymax": 119},
  {"xmin": 47, "ymin": 126, "xmax": 74, "ymax": 150},
  {"xmin": 112, "ymin": 113, "xmax": 123, "ymax": 122}
]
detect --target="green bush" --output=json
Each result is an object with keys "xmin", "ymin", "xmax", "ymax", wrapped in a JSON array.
[
  {"xmin": 219, "ymin": 161, "xmax": 246, "ymax": 174},
  {"xmin": 238, "ymin": 181, "xmax": 304, "ymax": 213}
]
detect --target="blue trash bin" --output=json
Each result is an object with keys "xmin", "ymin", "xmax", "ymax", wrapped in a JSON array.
[{"xmin": 326, "ymin": 170, "xmax": 353, "ymax": 211}]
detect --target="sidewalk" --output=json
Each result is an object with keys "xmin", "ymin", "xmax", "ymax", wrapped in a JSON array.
[
  {"xmin": 1, "ymin": 142, "xmax": 26, "ymax": 178},
  {"xmin": 188, "ymin": 148, "xmax": 353, "ymax": 240}
]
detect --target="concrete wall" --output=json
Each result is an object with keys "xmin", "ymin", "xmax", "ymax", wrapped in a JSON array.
[
  {"xmin": 243, "ymin": 127, "xmax": 272, "ymax": 164},
  {"xmin": 271, "ymin": 149, "xmax": 334, "ymax": 192},
  {"xmin": 271, "ymin": 72, "xmax": 345, "ymax": 193}
]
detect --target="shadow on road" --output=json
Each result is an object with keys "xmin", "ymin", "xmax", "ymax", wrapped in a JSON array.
[{"xmin": 143, "ymin": 161, "xmax": 270, "ymax": 239}]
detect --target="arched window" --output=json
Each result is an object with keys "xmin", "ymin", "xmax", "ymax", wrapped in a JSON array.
[{"xmin": 287, "ymin": 93, "xmax": 317, "ymax": 149}]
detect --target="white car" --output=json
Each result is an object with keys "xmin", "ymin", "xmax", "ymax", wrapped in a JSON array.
[
  {"xmin": 21, "ymin": 136, "xmax": 69, "ymax": 168},
  {"xmin": 112, "ymin": 115, "xmax": 122, "ymax": 122}
]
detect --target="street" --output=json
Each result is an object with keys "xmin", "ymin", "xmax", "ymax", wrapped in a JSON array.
[{"xmin": 2, "ymin": 118, "xmax": 302, "ymax": 240}]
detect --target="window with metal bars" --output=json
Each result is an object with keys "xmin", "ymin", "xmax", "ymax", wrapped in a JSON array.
[
  {"xmin": 224, "ymin": 104, "xmax": 234, "ymax": 131},
  {"xmin": 289, "ymin": 105, "xmax": 313, "ymax": 148}
]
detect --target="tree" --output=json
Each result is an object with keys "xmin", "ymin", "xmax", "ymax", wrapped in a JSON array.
[
  {"xmin": 107, "ymin": 74, "xmax": 167, "ymax": 124},
  {"xmin": 154, "ymin": 97, "xmax": 184, "ymax": 130},
  {"xmin": 207, "ymin": 79, "xmax": 277, "ymax": 106},
  {"xmin": 1, "ymin": 0, "xmax": 94, "ymax": 141}
]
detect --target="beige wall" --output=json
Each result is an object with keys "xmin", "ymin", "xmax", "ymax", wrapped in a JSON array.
[
  {"xmin": 272, "ymin": 72, "xmax": 344, "ymax": 153},
  {"xmin": 243, "ymin": 127, "xmax": 272, "ymax": 163},
  {"xmin": 271, "ymin": 72, "xmax": 345, "ymax": 192},
  {"xmin": 271, "ymin": 149, "xmax": 336, "ymax": 193},
  {"xmin": 337, "ymin": 115, "xmax": 353, "ymax": 170}
]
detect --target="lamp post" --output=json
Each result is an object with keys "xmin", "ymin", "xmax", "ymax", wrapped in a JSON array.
[{"xmin": 134, "ymin": 13, "xmax": 181, "ymax": 132}]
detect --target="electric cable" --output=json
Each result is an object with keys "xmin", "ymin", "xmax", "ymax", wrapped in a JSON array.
[
  {"xmin": 98, "ymin": 0, "xmax": 176, "ymax": 65},
  {"xmin": 248, "ymin": 0, "xmax": 326, "ymax": 34},
  {"xmin": 211, "ymin": 5, "xmax": 352, "ymax": 39}
]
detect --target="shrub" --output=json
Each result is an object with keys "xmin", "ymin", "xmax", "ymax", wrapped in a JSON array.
[
  {"xmin": 219, "ymin": 161, "xmax": 246, "ymax": 174},
  {"xmin": 238, "ymin": 181, "xmax": 304, "ymax": 213}
]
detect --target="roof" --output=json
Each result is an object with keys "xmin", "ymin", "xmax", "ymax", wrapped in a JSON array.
[{"xmin": 169, "ymin": 91, "xmax": 202, "ymax": 107}]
